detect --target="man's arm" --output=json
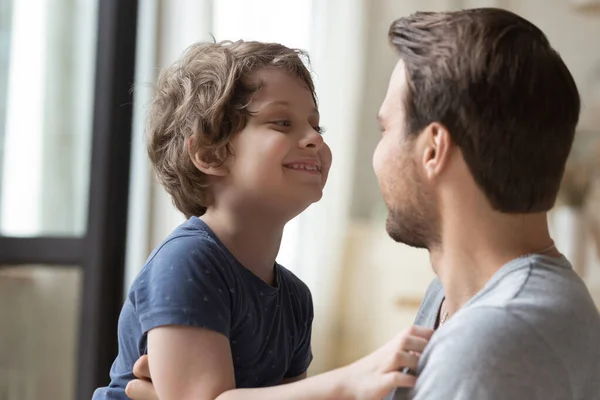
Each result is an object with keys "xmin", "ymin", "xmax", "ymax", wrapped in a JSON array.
[{"xmin": 409, "ymin": 307, "xmax": 571, "ymax": 400}]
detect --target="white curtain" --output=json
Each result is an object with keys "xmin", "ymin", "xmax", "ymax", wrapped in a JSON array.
[{"xmin": 295, "ymin": 0, "xmax": 367, "ymax": 373}]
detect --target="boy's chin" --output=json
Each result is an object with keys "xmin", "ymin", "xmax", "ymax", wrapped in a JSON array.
[
  {"xmin": 284, "ymin": 191, "xmax": 323, "ymax": 218},
  {"xmin": 303, "ymin": 188, "xmax": 324, "ymax": 205}
]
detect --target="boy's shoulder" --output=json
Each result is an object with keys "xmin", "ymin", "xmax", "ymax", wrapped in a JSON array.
[
  {"xmin": 277, "ymin": 264, "xmax": 313, "ymax": 304},
  {"xmin": 146, "ymin": 217, "xmax": 229, "ymax": 264},
  {"xmin": 130, "ymin": 218, "xmax": 233, "ymax": 290},
  {"xmin": 124, "ymin": 218, "xmax": 239, "ymax": 338}
]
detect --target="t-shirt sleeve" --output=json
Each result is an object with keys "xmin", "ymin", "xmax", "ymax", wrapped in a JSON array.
[
  {"xmin": 132, "ymin": 235, "xmax": 233, "ymax": 338},
  {"xmin": 284, "ymin": 284, "xmax": 314, "ymax": 378},
  {"xmin": 409, "ymin": 307, "xmax": 571, "ymax": 400}
]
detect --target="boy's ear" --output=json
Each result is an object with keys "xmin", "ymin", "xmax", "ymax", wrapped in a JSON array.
[{"xmin": 188, "ymin": 137, "xmax": 229, "ymax": 177}]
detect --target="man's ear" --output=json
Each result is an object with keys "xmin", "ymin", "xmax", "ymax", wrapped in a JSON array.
[
  {"xmin": 188, "ymin": 137, "xmax": 229, "ymax": 177},
  {"xmin": 421, "ymin": 122, "xmax": 452, "ymax": 179}
]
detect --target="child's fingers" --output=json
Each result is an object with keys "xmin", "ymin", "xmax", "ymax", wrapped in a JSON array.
[
  {"xmin": 408, "ymin": 325, "xmax": 435, "ymax": 340},
  {"xmin": 401, "ymin": 335, "xmax": 429, "ymax": 354},
  {"xmin": 133, "ymin": 354, "xmax": 152, "ymax": 381},
  {"xmin": 125, "ymin": 379, "xmax": 159, "ymax": 400},
  {"xmin": 388, "ymin": 350, "xmax": 419, "ymax": 372},
  {"xmin": 385, "ymin": 370, "xmax": 417, "ymax": 389}
]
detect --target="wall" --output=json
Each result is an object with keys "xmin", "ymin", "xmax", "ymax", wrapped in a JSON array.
[{"xmin": 350, "ymin": 0, "xmax": 600, "ymax": 219}]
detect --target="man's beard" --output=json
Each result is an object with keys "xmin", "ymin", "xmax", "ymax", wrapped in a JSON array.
[{"xmin": 385, "ymin": 185, "xmax": 440, "ymax": 250}]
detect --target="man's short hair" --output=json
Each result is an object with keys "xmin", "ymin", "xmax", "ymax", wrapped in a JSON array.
[{"xmin": 389, "ymin": 8, "xmax": 580, "ymax": 212}]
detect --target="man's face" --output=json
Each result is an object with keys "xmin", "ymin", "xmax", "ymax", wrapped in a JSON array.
[{"xmin": 373, "ymin": 61, "xmax": 440, "ymax": 249}]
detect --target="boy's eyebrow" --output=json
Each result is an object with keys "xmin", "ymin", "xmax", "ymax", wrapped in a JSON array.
[
  {"xmin": 264, "ymin": 100, "xmax": 319, "ymax": 115},
  {"xmin": 265, "ymin": 100, "xmax": 290, "ymax": 108}
]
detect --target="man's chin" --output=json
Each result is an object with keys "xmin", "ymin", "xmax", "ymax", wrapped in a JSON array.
[
  {"xmin": 385, "ymin": 215, "xmax": 429, "ymax": 249},
  {"xmin": 386, "ymin": 231, "xmax": 428, "ymax": 249}
]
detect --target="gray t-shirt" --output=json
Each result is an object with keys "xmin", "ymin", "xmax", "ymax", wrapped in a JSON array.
[{"xmin": 390, "ymin": 254, "xmax": 600, "ymax": 400}]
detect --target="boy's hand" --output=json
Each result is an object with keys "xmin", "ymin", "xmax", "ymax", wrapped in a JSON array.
[
  {"xmin": 125, "ymin": 355, "xmax": 158, "ymax": 400},
  {"xmin": 335, "ymin": 325, "xmax": 434, "ymax": 400}
]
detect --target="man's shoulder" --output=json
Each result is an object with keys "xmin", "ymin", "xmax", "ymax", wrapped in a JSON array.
[
  {"xmin": 463, "ymin": 255, "xmax": 597, "ymax": 325},
  {"xmin": 414, "ymin": 301, "xmax": 600, "ymax": 399},
  {"xmin": 435, "ymin": 295, "xmax": 597, "ymax": 358},
  {"xmin": 412, "ymin": 307, "xmax": 573, "ymax": 399},
  {"xmin": 432, "ymin": 306, "xmax": 541, "ymax": 353},
  {"xmin": 423, "ymin": 306, "xmax": 572, "ymax": 383},
  {"xmin": 409, "ymin": 257, "xmax": 600, "ymax": 399}
]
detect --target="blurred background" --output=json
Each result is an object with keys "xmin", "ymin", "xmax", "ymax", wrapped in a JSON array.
[{"xmin": 0, "ymin": 0, "xmax": 599, "ymax": 399}]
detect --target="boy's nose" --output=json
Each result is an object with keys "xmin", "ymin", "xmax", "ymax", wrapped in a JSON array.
[{"xmin": 299, "ymin": 128, "xmax": 324, "ymax": 150}]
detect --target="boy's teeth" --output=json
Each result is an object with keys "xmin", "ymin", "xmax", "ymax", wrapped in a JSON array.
[{"xmin": 289, "ymin": 164, "xmax": 318, "ymax": 171}]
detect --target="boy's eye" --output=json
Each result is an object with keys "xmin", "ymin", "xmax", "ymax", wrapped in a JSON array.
[
  {"xmin": 269, "ymin": 120, "xmax": 325, "ymax": 135},
  {"xmin": 270, "ymin": 120, "xmax": 292, "ymax": 128},
  {"xmin": 313, "ymin": 125, "xmax": 326, "ymax": 135}
]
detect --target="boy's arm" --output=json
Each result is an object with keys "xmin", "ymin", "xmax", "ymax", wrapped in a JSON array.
[
  {"xmin": 147, "ymin": 326, "xmax": 235, "ymax": 400},
  {"xmin": 281, "ymin": 372, "xmax": 307, "ymax": 384},
  {"xmin": 147, "ymin": 325, "xmax": 337, "ymax": 400},
  {"xmin": 128, "ymin": 325, "xmax": 434, "ymax": 400},
  {"xmin": 124, "ymin": 361, "xmax": 306, "ymax": 399},
  {"xmin": 148, "ymin": 325, "xmax": 332, "ymax": 400}
]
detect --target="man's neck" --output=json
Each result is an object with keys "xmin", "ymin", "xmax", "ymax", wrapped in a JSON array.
[
  {"xmin": 431, "ymin": 210, "xmax": 558, "ymax": 317},
  {"xmin": 201, "ymin": 206, "xmax": 286, "ymax": 286}
]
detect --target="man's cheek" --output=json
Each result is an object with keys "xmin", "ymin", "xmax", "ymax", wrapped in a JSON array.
[
  {"xmin": 372, "ymin": 141, "xmax": 385, "ymax": 176},
  {"xmin": 373, "ymin": 140, "xmax": 392, "ymax": 182}
]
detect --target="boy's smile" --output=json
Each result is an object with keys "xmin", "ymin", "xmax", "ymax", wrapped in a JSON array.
[{"xmin": 283, "ymin": 158, "xmax": 323, "ymax": 186}]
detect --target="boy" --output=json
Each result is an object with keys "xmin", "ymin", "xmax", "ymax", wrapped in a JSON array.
[{"xmin": 93, "ymin": 40, "xmax": 429, "ymax": 400}]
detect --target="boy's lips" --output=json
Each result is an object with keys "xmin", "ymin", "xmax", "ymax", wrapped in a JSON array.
[{"xmin": 283, "ymin": 159, "xmax": 322, "ymax": 174}]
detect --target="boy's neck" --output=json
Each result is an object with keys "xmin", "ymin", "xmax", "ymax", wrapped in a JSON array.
[{"xmin": 201, "ymin": 207, "xmax": 285, "ymax": 286}]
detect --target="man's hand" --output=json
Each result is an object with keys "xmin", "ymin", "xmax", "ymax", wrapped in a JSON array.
[
  {"xmin": 334, "ymin": 325, "xmax": 433, "ymax": 400},
  {"xmin": 125, "ymin": 355, "xmax": 157, "ymax": 400}
]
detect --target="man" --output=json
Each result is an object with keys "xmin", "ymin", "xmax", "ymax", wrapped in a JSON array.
[
  {"xmin": 378, "ymin": 8, "xmax": 600, "ymax": 399},
  {"xmin": 126, "ymin": 8, "xmax": 600, "ymax": 400}
]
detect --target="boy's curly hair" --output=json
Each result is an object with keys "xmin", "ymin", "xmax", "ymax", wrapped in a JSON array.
[{"xmin": 147, "ymin": 40, "xmax": 316, "ymax": 218}]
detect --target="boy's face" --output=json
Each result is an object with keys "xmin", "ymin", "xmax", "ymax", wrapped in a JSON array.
[{"xmin": 224, "ymin": 67, "xmax": 332, "ymax": 217}]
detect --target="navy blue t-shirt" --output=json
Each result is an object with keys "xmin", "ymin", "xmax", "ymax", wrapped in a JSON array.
[{"xmin": 93, "ymin": 217, "xmax": 313, "ymax": 399}]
